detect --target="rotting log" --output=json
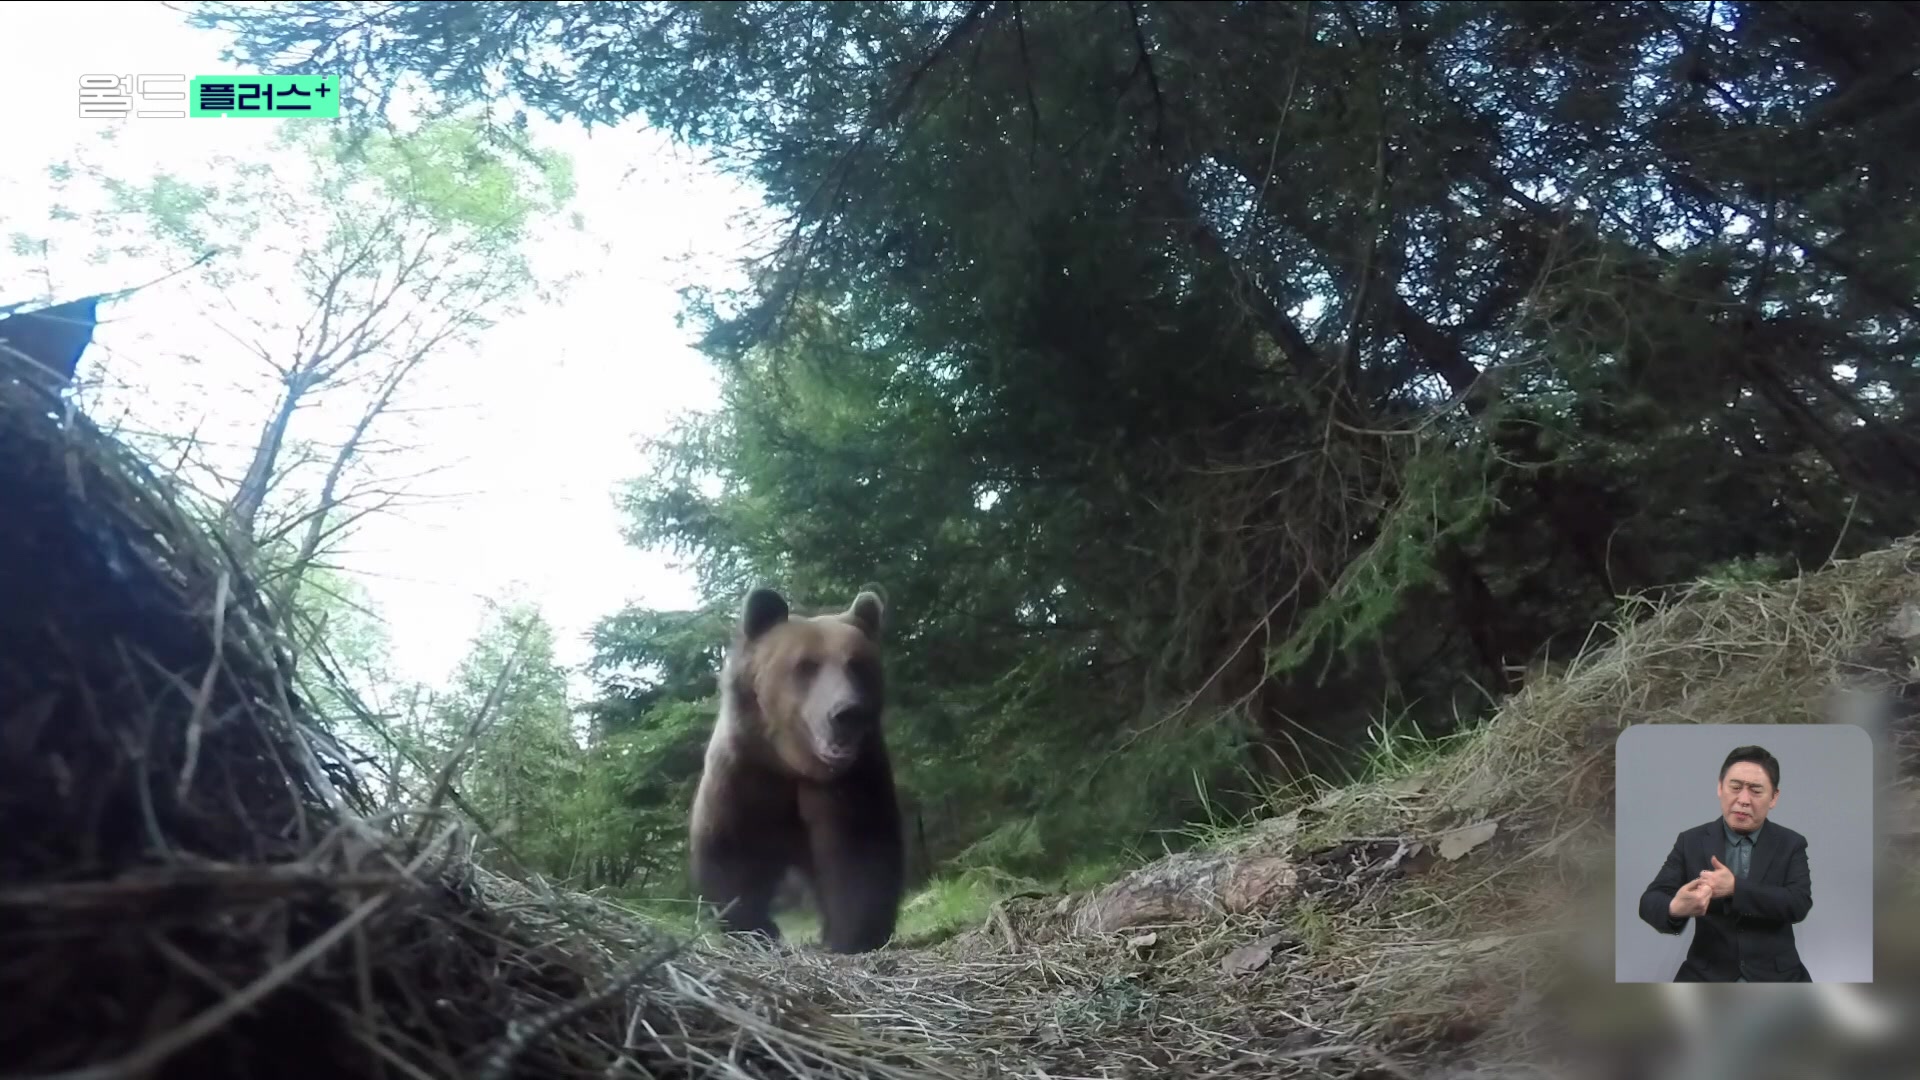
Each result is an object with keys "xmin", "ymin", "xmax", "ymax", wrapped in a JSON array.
[{"xmin": 1071, "ymin": 851, "xmax": 1302, "ymax": 934}]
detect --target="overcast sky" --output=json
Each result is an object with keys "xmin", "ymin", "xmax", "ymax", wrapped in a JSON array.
[{"xmin": 0, "ymin": 3, "xmax": 767, "ymax": 695}]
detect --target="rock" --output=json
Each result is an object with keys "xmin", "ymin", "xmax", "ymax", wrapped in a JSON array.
[
  {"xmin": 1436, "ymin": 820, "xmax": 1499, "ymax": 861},
  {"xmin": 1886, "ymin": 602, "xmax": 1920, "ymax": 641},
  {"xmin": 1220, "ymin": 933, "xmax": 1296, "ymax": 975},
  {"xmin": 1388, "ymin": 774, "xmax": 1427, "ymax": 795}
]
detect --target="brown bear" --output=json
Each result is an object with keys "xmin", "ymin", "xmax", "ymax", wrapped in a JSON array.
[{"xmin": 688, "ymin": 585, "xmax": 904, "ymax": 954}]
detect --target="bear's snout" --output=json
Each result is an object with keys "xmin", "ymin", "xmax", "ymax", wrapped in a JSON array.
[{"xmin": 828, "ymin": 703, "xmax": 878, "ymax": 740}]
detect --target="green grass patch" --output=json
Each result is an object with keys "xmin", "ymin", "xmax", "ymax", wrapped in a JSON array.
[
  {"xmin": 893, "ymin": 866, "xmax": 1032, "ymax": 945},
  {"xmin": 600, "ymin": 892, "xmax": 708, "ymax": 937},
  {"xmin": 888, "ymin": 855, "xmax": 1136, "ymax": 947},
  {"xmin": 1345, "ymin": 707, "xmax": 1482, "ymax": 785},
  {"xmin": 1054, "ymin": 856, "xmax": 1129, "ymax": 894}
]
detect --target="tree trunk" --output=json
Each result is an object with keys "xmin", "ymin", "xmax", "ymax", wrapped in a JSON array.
[{"xmin": 227, "ymin": 376, "xmax": 306, "ymax": 556}]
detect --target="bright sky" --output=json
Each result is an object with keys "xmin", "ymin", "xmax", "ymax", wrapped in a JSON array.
[{"xmin": 0, "ymin": 3, "xmax": 768, "ymax": 697}]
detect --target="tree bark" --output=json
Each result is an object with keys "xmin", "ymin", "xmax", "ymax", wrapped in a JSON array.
[{"xmin": 227, "ymin": 374, "xmax": 308, "ymax": 555}]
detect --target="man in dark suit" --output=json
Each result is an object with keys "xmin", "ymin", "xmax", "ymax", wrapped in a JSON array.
[{"xmin": 1637, "ymin": 744, "xmax": 1814, "ymax": 981}]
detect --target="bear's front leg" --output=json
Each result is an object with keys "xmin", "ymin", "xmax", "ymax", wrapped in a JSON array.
[
  {"xmin": 797, "ymin": 767, "xmax": 905, "ymax": 954},
  {"xmin": 690, "ymin": 769, "xmax": 797, "ymax": 944},
  {"xmin": 690, "ymin": 827, "xmax": 787, "ymax": 943}
]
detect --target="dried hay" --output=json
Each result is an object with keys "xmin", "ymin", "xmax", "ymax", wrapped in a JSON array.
[
  {"xmin": 1269, "ymin": 539, "xmax": 1920, "ymax": 1069},
  {"xmin": 700, "ymin": 912, "xmax": 1424, "ymax": 1079},
  {"xmin": 784, "ymin": 540, "xmax": 1920, "ymax": 1079},
  {"xmin": 0, "ymin": 345, "xmax": 954, "ymax": 1079},
  {"xmin": 1438, "ymin": 542, "xmax": 1920, "ymax": 830}
]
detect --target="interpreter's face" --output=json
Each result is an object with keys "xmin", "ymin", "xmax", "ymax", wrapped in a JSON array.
[{"xmin": 1718, "ymin": 761, "xmax": 1777, "ymax": 833}]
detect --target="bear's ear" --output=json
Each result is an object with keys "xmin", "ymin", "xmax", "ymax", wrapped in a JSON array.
[
  {"xmin": 740, "ymin": 587, "xmax": 790, "ymax": 641},
  {"xmin": 846, "ymin": 585, "xmax": 886, "ymax": 641}
]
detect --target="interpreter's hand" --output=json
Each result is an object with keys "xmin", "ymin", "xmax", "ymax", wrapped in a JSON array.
[
  {"xmin": 1699, "ymin": 856, "xmax": 1735, "ymax": 900},
  {"xmin": 1668, "ymin": 877, "xmax": 1712, "ymax": 919}
]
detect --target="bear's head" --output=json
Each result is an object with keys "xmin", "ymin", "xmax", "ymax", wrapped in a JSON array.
[{"xmin": 729, "ymin": 585, "xmax": 887, "ymax": 781}]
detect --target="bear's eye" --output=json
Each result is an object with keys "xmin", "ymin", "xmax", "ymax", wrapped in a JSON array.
[{"xmin": 795, "ymin": 658, "xmax": 821, "ymax": 680}]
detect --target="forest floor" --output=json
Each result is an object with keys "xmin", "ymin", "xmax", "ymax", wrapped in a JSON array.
[
  {"xmin": 609, "ymin": 538, "xmax": 1920, "ymax": 1080},
  {"xmin": 7, "ymin": 348, "xmax": 1918, "ymax": 1080}
]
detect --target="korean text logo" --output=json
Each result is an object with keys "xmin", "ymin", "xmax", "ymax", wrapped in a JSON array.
[{"xmin": 79, "ymin": 75, "xmax": 342, "ymax": 119}]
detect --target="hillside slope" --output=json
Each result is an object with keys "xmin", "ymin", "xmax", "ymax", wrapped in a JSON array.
[{"xmin": 688, "ymin": 540, "xmax": 1920, "ymax": 1079}]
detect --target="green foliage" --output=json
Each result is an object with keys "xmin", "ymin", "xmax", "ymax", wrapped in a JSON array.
[
  {"xmin": 564, "ymin": 604, "xmax": 733, "ymax": 891},
  {"xmin": 1698, "ymin": 553, "xmax": 1795, "ymax": 589},
  {"xmin": 585, "ymin": 607, "xmax": 730, "ymax": 728},
  {"xmin": 896, "ymin": 869, "xmax": 1033, "ymax": 946},
  {"xmin": 1349, "ymin": 709, "xmax": 1480, "ymax": 789},
  {"xmin": 206, "ymin": 1, "xmax": 1920, "ymax": 893},
  {"xmin": 427, "ymin": 600, "xmax": 587, "ymax": 877},
  {"xmin": 10, "ymin": 109, "xmax": 580, "ymax": 634},
  {"xmin": 41, "ymin": 115, "xmax": 574, "ymax": 279},
  {"xmin": 951, "ymin": 818, "xmax": 1045, "ymax": 874},
  {"xmin": 284, "ymin": 561, "xmax": 398, "ymax": 731},
  {"xmin": 1266, "ymin": 436, "xmax": 1500, "ymax": 680},
  {"xmin": 573, "ymin": 699, "xmax": 714, "ymax": 889},
  {"xmin": 347, "ymin": 117, "xmax": 576, "ymax": 235}
]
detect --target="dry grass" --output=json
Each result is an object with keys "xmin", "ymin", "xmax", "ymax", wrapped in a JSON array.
[
  {"xmin": 1439, "ymin": 546, "xmax": 1920, "ymax": 830},
  {"xmin": 704, "ymin": 910, "xmax": 1433, "ymax": 1079},
  {"xmin": 718, "ymin": 538, "xmax": 1919, "ymax": 1079},
  {"xmin": 1249, "ymin": 540, "xmax": 1920, "ymax": 1066}
]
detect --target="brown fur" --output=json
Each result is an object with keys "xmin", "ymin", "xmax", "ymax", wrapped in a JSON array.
[{"xmin": 688, "ymin": 585, "xmax": 905, "ymax": 954}]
